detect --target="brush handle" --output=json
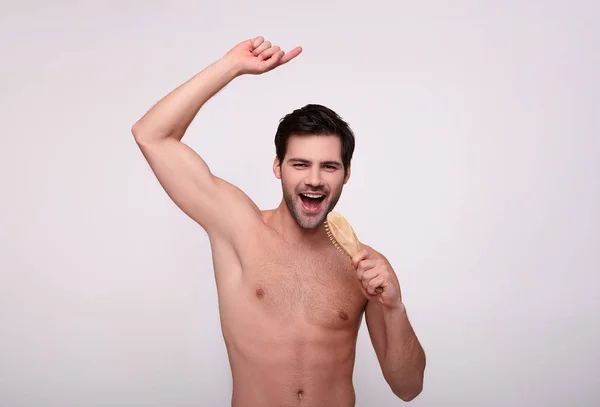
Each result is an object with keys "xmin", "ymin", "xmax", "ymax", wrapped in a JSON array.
[{"xmin": 324, "ymin": 216, "xmax": 384, "ymax": 294}]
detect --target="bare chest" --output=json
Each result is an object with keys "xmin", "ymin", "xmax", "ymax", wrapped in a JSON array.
[{"xmin": 243, "ymin": 239, "xmax": 366, "ymax": 328}]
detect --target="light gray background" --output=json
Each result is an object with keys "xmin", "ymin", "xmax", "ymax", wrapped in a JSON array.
[{"xmin": 1, "ymin": 1, "xmax": 599, "ymax": 406}]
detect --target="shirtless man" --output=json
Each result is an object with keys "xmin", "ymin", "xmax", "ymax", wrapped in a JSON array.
[{"xmin": 131, "ymin": 36, "xmax": 426, "ymax": 406}]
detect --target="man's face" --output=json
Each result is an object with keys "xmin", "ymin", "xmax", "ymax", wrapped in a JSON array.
[{"xmin": 274, "ymin": 134, "xmax": 350, "ymax": 230}]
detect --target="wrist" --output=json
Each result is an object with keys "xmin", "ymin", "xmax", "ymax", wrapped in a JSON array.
[
  {"xmin": 381, "ymin": 299, "xmax": 406, "ymax": 316},
  {"xmin": 218, "ymin": 54, "xmax": 243, "ymax": 78}
]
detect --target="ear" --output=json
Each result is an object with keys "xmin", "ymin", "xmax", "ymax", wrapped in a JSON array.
[
  {"xmin": 343, "ymin": 163, "xmax": 351, "ymax": 184},
  {"xmin": 273, "ymin": 156, "xmax": 282, "ymax": 179}
]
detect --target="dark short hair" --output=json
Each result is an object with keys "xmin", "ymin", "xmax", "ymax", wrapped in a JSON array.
[{"xmin": 274, "ymin": 104, "xmax": 355, "ymax": 175}]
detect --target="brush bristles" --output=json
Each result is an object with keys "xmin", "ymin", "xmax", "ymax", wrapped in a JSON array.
[
  {"xmin": 324, "ymin": 213, "xmax": 361, "ymax": 257},
  {"xmin": 324, "ymin": 220, "xmax": 351, "ymax": 257},
  {"xmin": 324, "ymin": 214, "xmax": 383, "ymax": 294}
]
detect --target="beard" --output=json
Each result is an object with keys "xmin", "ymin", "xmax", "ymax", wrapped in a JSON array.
[{"xmin": 282, "ymin": 177, "xmax": 344, "ymax": 230}]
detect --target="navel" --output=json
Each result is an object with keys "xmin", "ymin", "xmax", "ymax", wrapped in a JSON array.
[
  {"xmin": 255, "ymin": 287, "xmax": 265, "ymax": 299},
  {"xmin": 338, "ymin": 311, "xmax": 349, "ymax": 321},
  {"xmin": 297, "ymin": 389, "xmax": 304, "ymax": 401}
]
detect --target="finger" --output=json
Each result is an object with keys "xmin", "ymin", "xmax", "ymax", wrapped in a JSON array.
[
  {"xmin": 258, "ymin": 45, "xmax": 281, "ymax": 61},
  {"xmin": 360, "ymin": 266, "xmax": 379, "ymax": 281},
  {"xmin": 251, "ymin": 36, "xmax": 264, "ymax": 50},
  {"xmin": 360, "ymin": 268, "xmax": 380, "ymax": 292},
  {"xmin": 358, "ymin": 283, "xmax": 372, "ymax": 299},
  {"xmin": 351, "ymin": 248, "xmax": 369, "ymax": 269},
  {"xmin": 356, "ymin": 266, "xmax": 365, "ymax": 282},
  {"xmin": 367, "ymin": 275, "xmax": 387, "ymax": 296},
  {"xmin": 253, "ymin": 40, "xmax": 271, "ymax": 56},
  {"xmin": 356, "ymin": 260, "xmax": 377, "ymax": 280},
  {"xmin": 278, "ymin": 46, "xmax": 303, "ymax": 65},
  {"xmin": 262, "ymin": 50, "xmax": 285, "ymax": 70}
]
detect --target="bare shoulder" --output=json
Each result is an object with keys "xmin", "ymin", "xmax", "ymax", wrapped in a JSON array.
[{"xmin": 359, "ymin": 242, "xmax": 388, "ymax": 261}]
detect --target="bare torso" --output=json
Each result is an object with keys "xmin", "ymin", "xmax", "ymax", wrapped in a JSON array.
[
  {"xmin": 210, "ymin": 210, "xmax": 367, "ymax": 407},
  {"xmin": 131, "ymin": 41, "xmax": 425, "ymax": 404}
]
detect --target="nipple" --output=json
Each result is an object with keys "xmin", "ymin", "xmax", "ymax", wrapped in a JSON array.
[{"xmin": 256, "ymin": 287, "xmax": 265, "ymax": 299}]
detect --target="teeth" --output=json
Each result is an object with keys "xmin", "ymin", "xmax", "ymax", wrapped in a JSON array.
[{"xmin": 302, "ymin": 193, "xmax": 324, "ymax": 199}]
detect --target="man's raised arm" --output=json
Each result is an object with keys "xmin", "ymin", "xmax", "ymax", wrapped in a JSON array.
[{"xmin": 131, "ymin": 37, "xmax": 302, "ymax": 236}]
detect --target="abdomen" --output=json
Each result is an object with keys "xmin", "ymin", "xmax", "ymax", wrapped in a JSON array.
[{"xmin": 222, "ymin": 304, "xmax": 359, "ymax": 407}]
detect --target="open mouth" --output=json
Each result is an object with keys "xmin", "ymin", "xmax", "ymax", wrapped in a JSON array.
[{"xmin": 299, "ymin": 193, "xmax": 326, "ymax": 213}]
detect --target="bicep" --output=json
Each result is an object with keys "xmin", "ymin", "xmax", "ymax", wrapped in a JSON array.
[
  {"xmin": 365, "ymin": 300, "xmax": 387, "ymax": 367},
  {"xmin": 136, "ymin": 137, "xmax": 262, "ymax": 235}
]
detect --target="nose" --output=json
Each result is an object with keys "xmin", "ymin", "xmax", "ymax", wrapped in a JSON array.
[{"xmin": 304, "ymin": 167, "xmax": 324, "ymax": 188}]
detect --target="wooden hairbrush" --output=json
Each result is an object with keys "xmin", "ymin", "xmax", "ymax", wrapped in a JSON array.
[{"xmin": 324, "ymin": 211, "xmax": 383, "ymax": 294}]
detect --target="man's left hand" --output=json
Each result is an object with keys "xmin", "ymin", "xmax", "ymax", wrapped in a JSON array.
[{"xmin": 351, "ymin": 248, "xmax": 402, "ymax": 308}]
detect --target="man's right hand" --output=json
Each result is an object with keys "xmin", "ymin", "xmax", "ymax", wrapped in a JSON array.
[{"xmin": 224, "ymin": 36, "xmax": 302, "ymax": 76}]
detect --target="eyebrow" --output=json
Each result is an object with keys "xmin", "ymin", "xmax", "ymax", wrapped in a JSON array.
[{"xmin": 288, "ymin": 158, "xmax": 343, "ymax": 167}]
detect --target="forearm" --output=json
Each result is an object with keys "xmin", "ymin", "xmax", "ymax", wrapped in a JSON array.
[
  {"xmin": 132, "ymin": 56, "xmax": 240, "ymax": 142},
  {"xmin": 381, "ymin": 303, "xmax": 426, "ymax": 400}
]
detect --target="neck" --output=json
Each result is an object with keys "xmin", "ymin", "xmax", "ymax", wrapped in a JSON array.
[{"xmin": 269, "ymin": 200, "xmax": 330, "ymax": 247}]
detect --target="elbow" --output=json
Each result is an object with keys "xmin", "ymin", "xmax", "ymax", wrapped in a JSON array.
[
  {"xmin": 131, "ymin": 121, "xmax": 174, "ymax": 144},
  {"xmin": 392, "ymin": 382, "xmax": 423, "ymax": 402},
  {"xmin": 385, "ymin": 368, "xmax": 425, "ymax": 402},
  {"xmin": 131, "ymin": 121, "xmax": 145, "ymax": 143},
  {"xmin": 389, "ymin": 350, "xmax": 426, "ymax": 401},
  {"xmin": 131, "ymin": 119, "xmax": 156, "ymax": 144}
]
